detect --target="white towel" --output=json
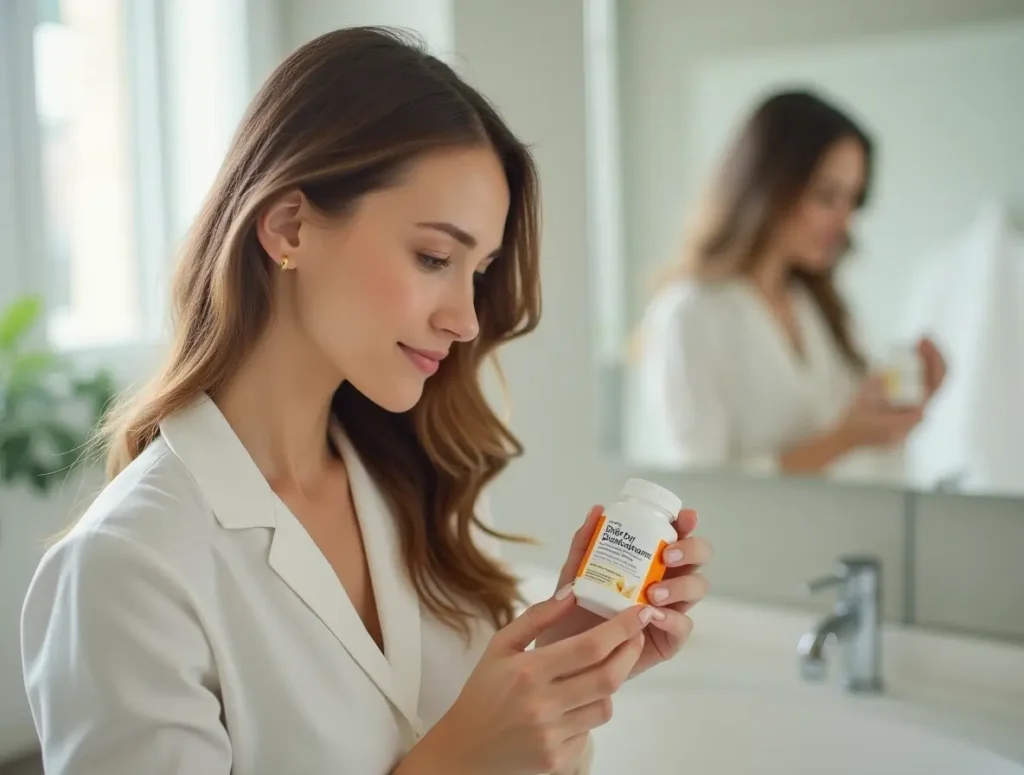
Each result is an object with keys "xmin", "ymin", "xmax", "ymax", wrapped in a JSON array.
[{"xmin": 900, "ymin": 202, "xmax": 1024, "ymax": 496}]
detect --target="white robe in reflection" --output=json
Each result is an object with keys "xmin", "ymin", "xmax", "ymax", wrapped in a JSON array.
[{"xmin": 627, "ymin": 278, "xmax": 903, "ymax": 482}]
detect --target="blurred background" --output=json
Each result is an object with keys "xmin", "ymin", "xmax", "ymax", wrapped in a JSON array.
[{"xmin": 1, "ymin": 0, "xmax": 1023, "ymax": 771}]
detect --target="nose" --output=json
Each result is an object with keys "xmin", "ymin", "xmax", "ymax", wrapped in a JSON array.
[
  {"xmin": 839, "ymin": 198, "xmax": 858, "ymax": 227},
  {"xmin": 433, "ymin": 276, "xmax": 480, "ymax": 343}
]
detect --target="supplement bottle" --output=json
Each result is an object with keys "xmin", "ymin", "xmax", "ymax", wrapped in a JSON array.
[
  {"xmin": 573, "ymin": 478, "xmax": 681, "ymax": 619},
  {"xmin": 881, "ymin": 343, "xmax": 925, "ymax": 406}
]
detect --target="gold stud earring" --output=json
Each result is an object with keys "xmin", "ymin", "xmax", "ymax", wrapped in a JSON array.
[{"xmin": 279, "ymin": 255, "xmax": 290, "ymax": 271}]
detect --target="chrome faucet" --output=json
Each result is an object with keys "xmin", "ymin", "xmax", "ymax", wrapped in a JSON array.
[{"xmin": 797, "ymin": 555, "xmax": 884, "ymax": 693}]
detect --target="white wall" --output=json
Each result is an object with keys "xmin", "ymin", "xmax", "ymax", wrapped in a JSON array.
[{"xmin": 282, "ymin": 0, "xmax": 454, "ymax": 61}]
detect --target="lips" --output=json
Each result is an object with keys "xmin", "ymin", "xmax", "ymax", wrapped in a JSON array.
[{"xmin": 399, "ymin": 344, "xmax": 447, "ymax": 376}]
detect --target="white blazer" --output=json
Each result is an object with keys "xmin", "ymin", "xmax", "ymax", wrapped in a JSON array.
[{"xmin": 20, "ymin": 394, "xmax": 592, "ymax": 774}]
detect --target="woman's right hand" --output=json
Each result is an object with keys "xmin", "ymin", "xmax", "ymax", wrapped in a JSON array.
[
  {"xmin": 402, "ymin": 587, "xmax": 652, "ymax": 775},
  {"xmin": 838, "ymin": 375, "xmax": 924, "ymax": 449}
]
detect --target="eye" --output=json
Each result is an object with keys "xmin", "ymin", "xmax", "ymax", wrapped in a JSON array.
[{"xmin": 417, "ymin": 253, "xmax": 451, "ymax": 271}]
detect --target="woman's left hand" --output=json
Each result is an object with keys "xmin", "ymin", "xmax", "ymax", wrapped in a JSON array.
[{"xmin": 535, "ymin": 506, "xmax": 713, "ymax": 680}]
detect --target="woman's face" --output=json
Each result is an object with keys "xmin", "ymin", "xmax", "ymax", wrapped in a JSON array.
[
  {"xmin": 259, "ymin": 145, "xmax": 510, "ymax": 413},
  {"xmin": 779, "ymin": 136, "xmax": 866, "ymax": 274}
]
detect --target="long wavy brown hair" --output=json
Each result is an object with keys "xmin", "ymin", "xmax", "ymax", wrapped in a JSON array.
[
  {"xmin": 94, "ymin": 27, "xmax": 540, "ymax": 633},
  {"xmin": 652, "ymin": 89, "xmax": 873, "ymax": 371}
]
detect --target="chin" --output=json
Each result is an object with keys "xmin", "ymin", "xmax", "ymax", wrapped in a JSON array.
[
  {"xmin": 794, "ymin": 253, "xmax": 833, "ymax": 275},
  {"xmin": 358, "ymin": 379, "xmax": 425, "ymax": 414}
]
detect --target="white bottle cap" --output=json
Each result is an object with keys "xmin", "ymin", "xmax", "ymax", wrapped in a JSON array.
[{"xmin": 621, "ymin": 478, "xmax": 682, "ymax": 520}]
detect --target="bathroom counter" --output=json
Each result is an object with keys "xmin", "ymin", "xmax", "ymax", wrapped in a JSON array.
[{"xmin": 516, "ymin": 564, "xmax": 1024, "ymax": 772}]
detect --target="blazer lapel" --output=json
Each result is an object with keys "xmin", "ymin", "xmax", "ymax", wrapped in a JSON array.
[
  {"xmin": 265, "ymin": 504, "xmax": 412, "ymax": 715},
  {"xmin": 334, "ymin": 426, "xmax": 423, "ymax": 729}
]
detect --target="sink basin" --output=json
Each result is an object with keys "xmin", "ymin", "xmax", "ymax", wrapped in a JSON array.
[
  {"xmin": 514, "ymin": 564, "xmax": 1024, "ymax": 772},
  {"xmin": 592, "ymin": 686, "xmax": 1024, "ymax": 775}
]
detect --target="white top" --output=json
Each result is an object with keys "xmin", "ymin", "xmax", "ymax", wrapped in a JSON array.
[
  {"xmin": 20, "ymin": 394, "xmax": 592, "ymax": 774},
  {"xmin": 628, "ymin": 279, "xmax": 903, "ymax": 481}
]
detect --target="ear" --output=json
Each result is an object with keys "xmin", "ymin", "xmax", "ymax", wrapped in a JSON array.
[{"xmin": 256, "ymin": 189, "xmax": 305, "ymax": 269}]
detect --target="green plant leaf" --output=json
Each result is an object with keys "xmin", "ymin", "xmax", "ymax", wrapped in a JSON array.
[
  {"xmin": 0, "ymin": 295, "xmax": 43, "ymax": 351},
  {"xmin": 28, "ymin": 460, "xmax": 57, "ymax": 494},
  {"xmin": 0, "ymin": 429, "xmax": 33, "ymax": 483},
  {"xmin": 8, "ymin": 350, "xmax": 59, "ymax": 389},
  {"xmin": 0, "ymin": 295, "xmax": 117, "ymax": 492},
  {"xmin": 41, "ymin": 421, "xmax": 84, "ymax": 478},
  {"xmin": 73, "ymin": 370, "xmax": 116, "ymax": 419}
]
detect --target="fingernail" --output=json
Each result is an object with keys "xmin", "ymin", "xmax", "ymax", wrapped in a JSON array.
[
  {"xmin": 649, "ymin": 586, "xmax": 669, "ymax": 604},
  {"xmin": 650, "ymin": 612, "xmax": 672, "ymax": 630},
  {"xmin": 639, "ymin": 606, "xmax": 664, "ymax": 625},
  {"xmin": 665, "ymin": 549, "xmax": 684, "ymax": 565},
  {"xmin": 555, "ymin": 583, "xmax": 574, "ymax": 600}
]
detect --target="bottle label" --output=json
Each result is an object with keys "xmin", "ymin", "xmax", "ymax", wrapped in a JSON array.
[{"xmin": 575, "ymin": 514, "xmax": 669, "ymax": 605}]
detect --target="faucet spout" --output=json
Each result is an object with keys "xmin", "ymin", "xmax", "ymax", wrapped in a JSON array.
[
  {"xmin": 797, "ymin": 608, "xmax": 857, "ymax": 680},
  {"xmin": 796, "ymin": 556, "xmax": 885, "ymax": 694}
]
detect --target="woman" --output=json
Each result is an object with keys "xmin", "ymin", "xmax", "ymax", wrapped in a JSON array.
[
  {"xmin": 633, "ymin": 89, "xmax": 945, "ymax": 476},
  {"xmin": 20, "ymin": 28, "xmax": 712, "ymax": 775}
]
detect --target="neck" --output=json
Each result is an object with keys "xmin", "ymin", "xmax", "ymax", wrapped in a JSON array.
[
  {"xmin": 748, "ymin": 248, "xmax": 792, "ymax": 303},
  {"xmin": 216, "ymin": 317, "xmax": 343, "ymax": 489}
]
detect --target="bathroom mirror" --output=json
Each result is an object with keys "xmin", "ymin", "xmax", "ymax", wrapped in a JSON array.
[{"xmin": 592, "ymin": 1, "xmax": 1024, "ymax": 498}]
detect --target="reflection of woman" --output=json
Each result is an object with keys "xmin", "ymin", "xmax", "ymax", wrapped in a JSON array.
[{"xmin": 634, "ymin": 90, "xmax": 945, "ymax": 475}]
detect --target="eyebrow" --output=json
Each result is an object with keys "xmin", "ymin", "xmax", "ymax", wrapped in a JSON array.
[{"xmin": 416, "ymin": 221, "xmax": 502, "ymax": 259}]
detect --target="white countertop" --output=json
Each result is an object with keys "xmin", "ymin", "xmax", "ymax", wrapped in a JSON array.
[{"xmin": 515, "ymin": 564, "xmax": 1024, "ymax": 771}]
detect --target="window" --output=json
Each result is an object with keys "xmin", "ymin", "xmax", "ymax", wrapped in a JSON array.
[
  {"xmin": 33, "ymin": 0, "xmax": 140, "ymax": 349},
  {"xmin": 0, "ymin": 0, "xmax": 255, "ymax": 367},
  {"xmin": 583, "ymin": 0, "xmax": 626, "ymax": 365}
]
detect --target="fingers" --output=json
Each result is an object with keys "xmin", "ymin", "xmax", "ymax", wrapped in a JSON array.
[
  {"xmin": 539, "ymin": 604, "xmax": 659, "ymax": 679},
  {"xmin": 859, "ymin": 374, "xmax": 887, "ymax": 404},
  {"xmin": 648, "ymin": 608, "xmax": 695, "ymax": 643},
  {"xmin": 918, "ymin": 336, "xmax": 940, "ymax": 361},
  {"xmin": 645, "ymin": 572, "xmax": 709, "ymax": 608},
  {"xmin": 662, "ymin": 535, "xmax": 714, "ymax": 568},
  {"xmin": 556, "ymin": 631, "xmax": 644, "ymax": 713},
  {"xmin": 887, "ymin": 407, "xmax": 924, "ymax": 441},
  {"xmin": 555, "ymin": 506, "xmax": 604, "ymax": 588},
  {"xmin": 560, "ymin": 694, "xmax": 616, "ymax": 738},
  {"xmin": 493, "ymin": 586, "xmax": 577, "ymax": 653},
  {"xmin": 674, "ymin": 508, "xmax": 698, "ymax": 536},
  {"xmin": 918, "ymin": 338, "xmax": 938, "ymax": 392},
  {"xmin": 549, "ymin": 731, "xmax": 592, "ymax": 772}
]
